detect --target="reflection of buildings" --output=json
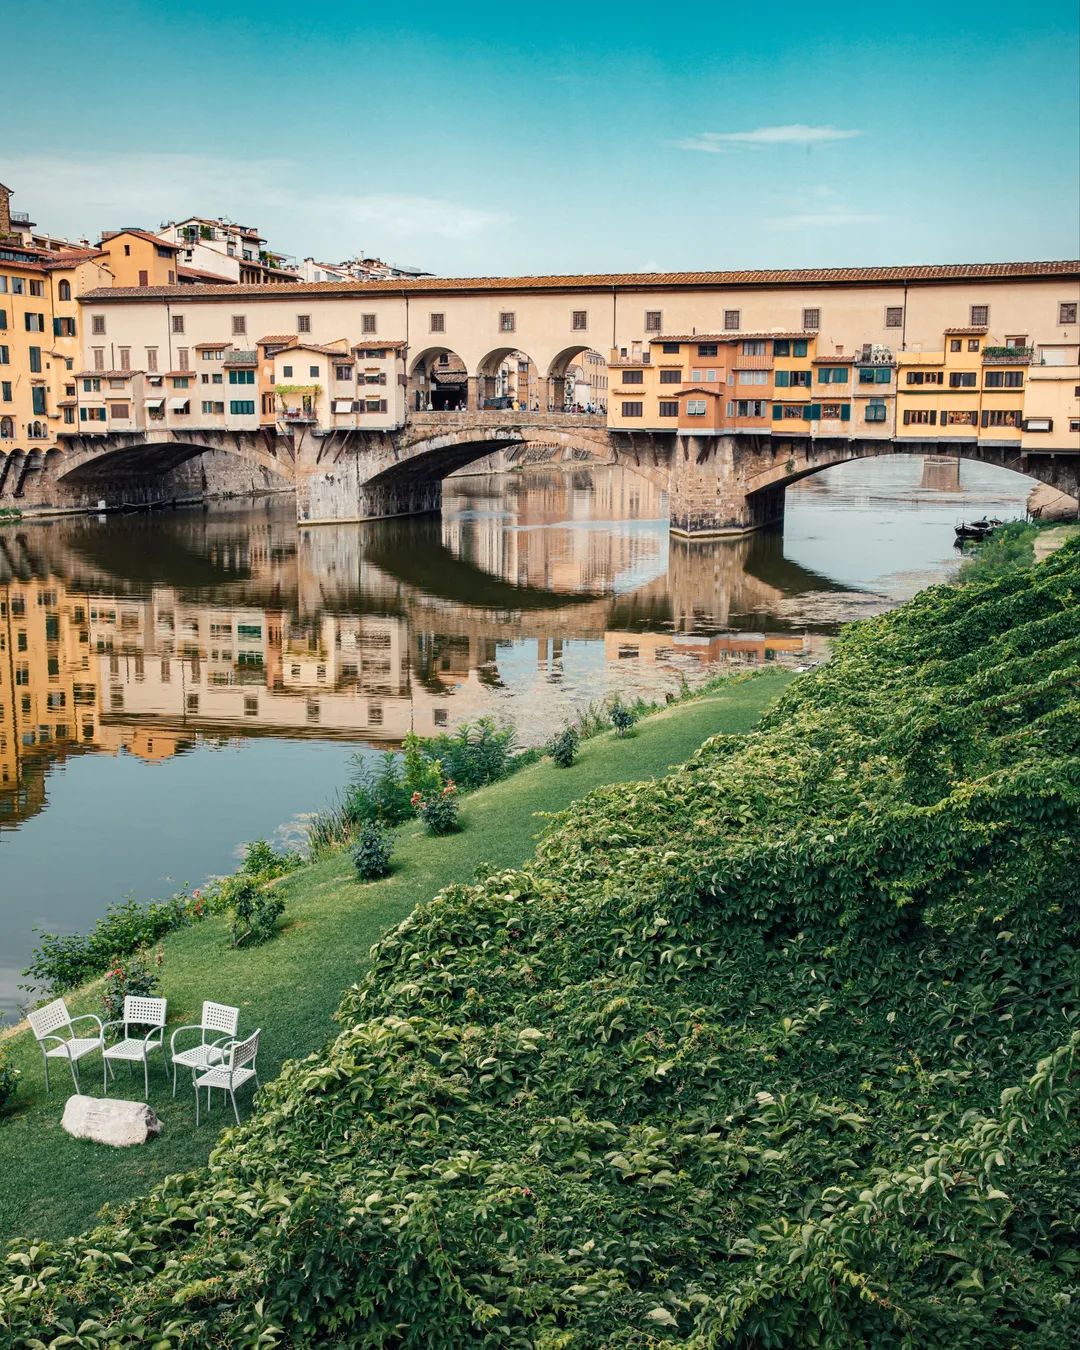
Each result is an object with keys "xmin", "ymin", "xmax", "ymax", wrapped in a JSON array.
[{"xmin": 1, "ymin": 471, "xmax": 828, "ymax": 827}]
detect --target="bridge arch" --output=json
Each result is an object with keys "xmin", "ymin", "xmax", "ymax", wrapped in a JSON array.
[
  {"xmin": 474, "ymin": 347, "xmax": 542, "ymax": 412},
  {"xmin": 407, "ymin": 345, "xmax": 469, "ymax": 412},
  {"xmin": 547, "ymin": 345, "xmax": 609, "ymax": 413},
  {"xmin": 54, "ymin": 433, "xmax": 295, "ymax": 487}
]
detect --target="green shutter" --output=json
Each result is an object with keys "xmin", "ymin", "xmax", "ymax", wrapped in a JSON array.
[
  {"xmin": 840, "ymin": 403, "xmax": 851, "ymax": 421},
  {"xmin": 981, "ymin": 409, "xmax": 989, "ymax": 427},
  {"xmin": 53, "ymin": 317, "xmax": 62, "ymax": 337},
  {"xmin": 817, "ymin": 368, "xmax": 827, "ymax": 384},
  {"xmin": 775, "ymin": 370, "xmax": 789, "ymax": 387},
  {"xmin": 810, "ymin": 403, "xmax": 821, "ymax": 420},
  {"xmin": 836, "ymin": 367, "xmax": 848, "ymax": 383},
  {"xmin": 793, "ymin": 341, "xmax": 807, "ymax": 357},
  {"xmin": 772, "ymin": 404, "xmax": 782, "ymax": 420},
  {"xmin": 0, "ymin": 309, "xmax": 6, "ymax": 329},
  {"xmin": 930, "ymin": 411, "xmax": 937, "ymax": 425},
  {"xmin": 876, "ymin": 367, "xmax": 890, "ymax": 383}
]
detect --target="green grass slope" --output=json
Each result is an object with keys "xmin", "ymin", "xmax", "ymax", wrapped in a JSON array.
[
  {"xmin": 0, "ymin": 677, "xmax": 787, "ymax": 1246},
  {"xmin": 4, "ymin": 541, "xmax": 1080, "ymax": 1347}
]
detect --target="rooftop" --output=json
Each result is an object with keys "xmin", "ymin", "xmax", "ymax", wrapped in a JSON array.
[{"xmin": 77, "ymin": 259, "xmax": 1080, "ymax": 303}]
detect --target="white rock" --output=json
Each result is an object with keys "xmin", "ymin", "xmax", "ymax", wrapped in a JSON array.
[{"xmin": 61, "ymin": 1094, "xmax": 163, "ymax": 1147}]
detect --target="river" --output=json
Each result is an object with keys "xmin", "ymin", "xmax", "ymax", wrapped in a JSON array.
[{"xmin": 0, "ymin": 455, "xmax": 1035, "ymax": 1021}]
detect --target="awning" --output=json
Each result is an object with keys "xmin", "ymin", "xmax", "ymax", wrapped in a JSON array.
[
  {"xmin": 143, "ymin": 398, "xmax": 165, "ymax": 409},
  {"xmin": 167, "ymin": 398, "xmax": 190, "ymax": 410},
  {"xmin": 332, "ymin": 399, "xmax": 355, "ymax": 413}
]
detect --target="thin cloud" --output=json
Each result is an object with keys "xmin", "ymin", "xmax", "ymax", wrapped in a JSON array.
[
  {"xmin": 672, "ymin": 125, "xmax": 864, "ymax": 153},
  {"xmin": 765, "ymin": 212, "xmax": 885, "ymax": 229}
]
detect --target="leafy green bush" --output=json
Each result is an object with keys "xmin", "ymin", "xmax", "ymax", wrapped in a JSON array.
[
  {"xmin": 424, "ymin": 717, "xmax": 520, "ymax": 790},
  {"xmin": 411, "ymin": 780, "xmax": 460, "ymax": 835},
  {"xmin": 239, "ymin": 838, "xmax": 302, "ymax": 880},
  {"xmin": 100, "ymin": 947, "xmax": 162, "ymax": 1024},
  {"xmin": 0, "ymin": 1049, "xmax": 20, "ymax": 1112},
  {"xmin": 224, "ymin": 876, "xmax": 286, "ymax": 947},
  {"xmin": 23, "ymin": 890, "xmax": 202, "ymax": 995},
  {"xmin": 351, "ymin": 821, "xmax": 394, "ymax": 880},
  {"xmin": 609, "ymin": 699, "xmax": 636, "ymax": 737},
  {"xmin": 6, "ymin": 540, "xmax": 1080, "ymax": 1347},
  {"xmin": 548, "ymin": 722, "xmax": 580, "ymax": 766},
  {"xmin": 958, "ymin": 518, "xmax": 1039, "ymax": 582}
]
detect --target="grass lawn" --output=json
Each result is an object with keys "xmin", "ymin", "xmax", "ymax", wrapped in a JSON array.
[{"xmin": 0, "ymin": 672, "xmax": 791, "ymax": 1243}]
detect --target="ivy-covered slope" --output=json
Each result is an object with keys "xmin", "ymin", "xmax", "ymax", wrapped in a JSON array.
[{"xmin": 4, "ymin": 544, "xmax": 1080, "ymax": 1349}]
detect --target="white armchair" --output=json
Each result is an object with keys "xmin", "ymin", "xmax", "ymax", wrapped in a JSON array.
[
  {"xmin": 169, "ymin": 1001, "xmax": 240, "ymax": 1096},
  {"xmin": 194, "ymin": 1028, "xmax": 261, "ymax": 1125},
  {"xmin": 102, "ymin": 996, "xmax": 168, "ymax": 1098},
  {"xmin": 27, "ymin": 997, "xmax": 104, "ymax": 1093}
]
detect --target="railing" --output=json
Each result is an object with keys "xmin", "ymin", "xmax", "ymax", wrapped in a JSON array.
[
  {"xmin": 11, "ymin": 211, "xmax": 30, "ymax": 224},
  {"xmin": 983, "ymin": 347, "xmax": 1034, "ymax": 364}
]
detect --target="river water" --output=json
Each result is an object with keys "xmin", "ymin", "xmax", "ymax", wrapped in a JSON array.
[{"xmin": 0, "ymin": 455, "xmax": 1035, "ymax": 1020}]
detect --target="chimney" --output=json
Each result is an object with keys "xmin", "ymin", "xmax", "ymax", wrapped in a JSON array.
[{"xmin": 0, "ymin": 183, "xmax": 11, "ymax": 239}]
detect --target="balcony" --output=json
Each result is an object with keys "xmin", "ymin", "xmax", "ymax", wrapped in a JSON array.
[{"xmin": 983, "ymin": 347, "xmax": 1034, "ymax": 364}]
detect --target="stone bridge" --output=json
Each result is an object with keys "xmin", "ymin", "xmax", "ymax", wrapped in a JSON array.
[{"xmin": 3, "ymin": 412, "xmax": 1076, "ymax": 535}]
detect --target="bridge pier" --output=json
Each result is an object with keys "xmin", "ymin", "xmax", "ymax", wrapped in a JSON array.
[{"xmin": 667, "ymin": 434, "xmax": 786, "ymax": 537}]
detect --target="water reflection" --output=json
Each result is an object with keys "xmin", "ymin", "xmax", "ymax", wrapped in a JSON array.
[{"xmin": 0, "ymin": 459, "xmax": 1035, "ymax": 1017}]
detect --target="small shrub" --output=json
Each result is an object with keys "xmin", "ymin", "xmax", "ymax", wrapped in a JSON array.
[
  {"xmin": 101, "ymin": 947, "xmax": 163, "ymax": 1024},
  {"xmin": 0, "ymin": 1049, "xmax": 20, "ymax": 1112},
  {"xmin": 548, "ymin": 724, "xmax": 580, "ymax": 768},
  {"xmin": 352, "ymin": 822, "xmax": 394, "ymax": 880},
  {"xmin": 610, "ymin": 700, "xmax": 637, "ymax": 737},
  {"xmin": 412, "ymin": 781, "xmax": 460, "ymax": 835},
  {"xmin": 241, "ymin": 838, "xmax": 301, "ymax": 880},
  {"xmin": 227, "ymin": 877, "xmax": 286, "ymax": 947}
]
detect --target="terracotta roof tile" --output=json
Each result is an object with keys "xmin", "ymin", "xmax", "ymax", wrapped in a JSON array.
[
  {"xmin": 178, "ymin": 266, "xmax": 236, "ymax": 284},
  {"xmin": 74, "ymin": 370, "xmax": 141, "ymax": 379},
  {"xmin": 273, "ymin": 341, "xmax": 351, "ymax": 356},
  {"xmin": 352, "ymin": 339, "xmax": 406, "ymax": 350},
  {"xmin": 257, "ymin": 334, "xmax": 297, "ymax": 345},
  {"xmin": 76, "ymin": 259, "xmax": 1080, "ymax": 303},
  {"xmin": 101, "ymin": 229, "xmax": 180, "ymax": 251},
  {"xmin": 39, "ymin": 249, "xmax": 107, "ymax": 269}
]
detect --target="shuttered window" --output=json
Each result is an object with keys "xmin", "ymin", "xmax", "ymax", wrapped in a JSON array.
[
  {"xmin": 621, "ymin": 401, "xmax": 643, "ymax": 416},
  {"xmin": 723, "ymin": 310, "xmax": 740, "ymax": 330},
  {"xmin": 658, "ymin": 400, "xmax": 679, "ymax": 416}
]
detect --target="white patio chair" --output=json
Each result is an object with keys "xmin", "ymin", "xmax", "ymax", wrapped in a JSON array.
[
  {"xmin": 193, "ymin": 1028, "xmax": 261, "ymax": 1125},
  {"xmin": 27, "ymin": 997, "xmax": 104, "ymax": 1093},
  {"xmin": 101, "ymin": 996, "xmax": 168, "ymax": 1099},
  {"xmin": 169, "ymin": 1000, "xmax": 240, "ymax": 1097}
]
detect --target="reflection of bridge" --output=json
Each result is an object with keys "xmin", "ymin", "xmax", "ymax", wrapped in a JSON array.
[
  {"xmin": 14, "ymin": 414, "xmax": 1074, "ymax": 538},
  {"xmin": 0, "ymin": 478, "xmax": 838, "ymax": 825}
]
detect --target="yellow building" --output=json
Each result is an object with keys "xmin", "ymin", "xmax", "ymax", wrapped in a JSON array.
[
  {"xmin": 96, "ymin": 229, "xmax": 180, "ymax": 289},
  {"xmin": 0, "ymin": 239, "xmax": 112, "ymax": 496}
]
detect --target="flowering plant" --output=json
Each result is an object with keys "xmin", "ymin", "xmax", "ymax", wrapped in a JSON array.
[
  {"xmin": 411, "ymin": 780, "xmax": 460, "ymax": 835},
  {"xmin": 101, "ymin": 946, "xmax": 163, "ymax": 1023},
  {"xmin": 0, "ymin": 1049, "xmax": 20, "ymax": 1112}
]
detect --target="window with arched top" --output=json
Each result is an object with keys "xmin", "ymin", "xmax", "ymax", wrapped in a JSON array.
[
  {"xmin": 58, "ymin": 279, "xmax": 72, "ymax": 301},
  {"xmin": 0, "ymin": 416, "xmax": 13, "ymax": 438}
]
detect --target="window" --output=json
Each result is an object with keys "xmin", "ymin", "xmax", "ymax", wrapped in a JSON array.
[
  {"xmin": 773, "ymin": 370, "xmax": 811, "ymax": 388},
  {"xmin": 0, "ymin": 415, "xmax": 11, "ymax": 436},
  {"xmin": 983, "ymin": 409, "xmax": 1021, "ymax": 428},
  {"xmin": 109, "ymin": 403, "xmax": 129, "ymax": 419},
  {"xmin": 83, "ymin": 377, "xmax": 100, "ymax": 392},
  {"xmin": 697, "ymin": 343, "xmax": 718, "ymax": 357},
  {"xmin": 802, "ymin": 307, "xmax": 820, "ymax": 330},
  {"xmin": 661, "ymin": 342, "xmax": 680, "ymax": 353},
  {"xmin": 658, "ymin": 400, "xmax": 679, "ymax": 417},
  {"xmin": 943, "ymin": 410, "xmax": 977, "ymax": 426},
  {"xmin": 499, "ymin": 312, "xmax": 515, "ymax": 332},
  {"xmin": 644, "ymin": 310, "xmax": 662, "ymax": 332},
  {"xmin": 704, "ymin": 369, "xmax": 718, "ymax": 381},
  {"xmin": 80, "ymin": 407, "xmax": 106, "ymax": 422},
  {"xmin": 738, "ymin": 370, "xmax": 768, "ymax": 385},
  {"xmin": 723, "ymin": 309, "xmax": 741, "ymax": 331},
  {"xmin": 138, "ymin": 270, "xmax": 149, "ymax": 287},
  {"xmin": 335, "ymin": 365, "xmax": 354, "ymax": 380},
  {"xmin": 949, "ymin": 339, "xmax": 962, "ymax": 352},
  {"xmin": 28, "ymin": 279, "xmax": 43, "ymax": 297},
  {"xmin": 865, "ymin": 399, "xmax": 887, "ymax": 422},
  {"xmin": 364, "ymin": 398, "xmax": 388, "ymax": 413},
  {"xmin": 1059, "ymin": 302, "xmax": 1077, "ymax": 325},
  {"xmin": 58, "ymin": 279, "xmax": 71, "ymax": 301},
  {"xmin": 621, "ymin": 401, "xmax": 644, "ymax": 416},
  {"xmin": 1004, "ymin": 336, "xmax": 1028, "ymax": 349},
  {"xmin": 118, "ymin": 347, "xmax": 130, "ymax": 370},
  {"xmin": 622, "ymin": 369, "xmax": 644, "ymax": 384},
  {"xmin": 949, "ymin": 371, "xmax": 977, "ymax": 388},
  {"xmin": 0, "ymin": 347, "xmax": 7, "ymax": 366},
  {"xmin": 171, "ymin": 314, "xmax": 185, "ymax": 333},
  {"xmin": 172, "ymin": 376, "xmax": 189, "ymax": 388},
  {"xmin": 229, "ymin": 400, "xmax": 255, "ymax": 415},
  {"xmin": 361, "ymin": 312, "xmax": 377, "ymax": 334},
  {"xmin": 309, "ymin": 365, "xmax": 319, "ymax": 377},
  {"xmin": 29, "ymin": 346, "xmax": 41, "ymax": 373},
  {"xmin": 739, "ymin": 341, "xmax": 765, "ymax": 357},
  {"xmin": 25, "ymin": 312, "xmax": 45, "ymax": 332},
  {"xmin": 572, "ymin": 310, "xmax": 587, "ymax": 331},
  {"xmin": 970, "ymin": 305, "xmax": 989, "ymax": 326},
  {"xmin": 858, "ymin": 367, "xmax": 892, "ymax": 384},
  {"xmin": 985, "ymin": 370, "xmax": 1024, "ymax": 388},
  {"xmin": 817, "ymin": 367, "xmax": 849, "ymax": 384},
  {"xmin": 772, "ymin": 340, "xmax": 790, "ymax": 357},
  {"xmin": 228, "ymin": 369, "xmax": 255, "ymax": 384},
  {"xmin": 32, "ymin": 387, "xmax": 47, "ymax": 414},
  {"xmin": 429, "ymin": 312, "xmax": 445, "ymax": 333},
  {"xmin": 201, "ymin": 400, "xmax": 220, "ymax": 414},
  {"xmin": 212, "ymin": 372, "xmax": 223, "ymax": 384},
  {"xmin": 91, "ymin": 347, "xmax": 104, "ymax": 370},
  {"xmin": 146, "ymin": 347, "xmax": 158, "ymax": 371},
  {"xmin": 885, "ymin": 306, "xmax": 904, "ymax": 328},
  {"xmin": 297, "ymin": 315, "xmax": 312, "ymax": 333},
  {"xmin": 903, "ymin": 408, "xmax": 937, "ymax": 425},
  {"xmin": 906, "ymin": 370, "xmax": 943, "ymax": 385},
  {"xmin": 681, "ymin": 398, "xmax": 705, "ymax": 416},
  {"xmin": 736, "ymin": 399, "xmax": 767, "ymax": 417},
  {"xmin": 232, "ymin": 315, "xmax": 246, "ymax": 335},
  {"xmin": 1, "ymin": 381, "xmax": 10, "ymax": 400},
  {"xmin": 176, "ymin": 347, "xmax": 190, "ymax": 369},
  {"xmin": 967, "ymin": 339, "xmax": 980, "ymax": 352},
  {"xmin": 659, "ymin": 369, "xmax": 681, "ymax": 384},
  {"xmin": 52, "ymin": 316, "xmax": 76, "ymax": 337},
  {"xmin": 282, "ymin": 365, "xmax": 293, "ymax": 377},
  {"xmin": 10, "ymin": 278, "xmax": 24, "ymax": 295}
]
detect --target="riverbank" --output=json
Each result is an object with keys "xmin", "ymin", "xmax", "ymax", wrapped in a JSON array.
[{"xmin": 0, "ymin": 672, "xmax": 790, "ymax": 1242}]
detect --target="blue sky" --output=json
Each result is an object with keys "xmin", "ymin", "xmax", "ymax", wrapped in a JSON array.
[{"xmin": 4, "ymin": 1, "xmax": 1077, "ymax": 276}]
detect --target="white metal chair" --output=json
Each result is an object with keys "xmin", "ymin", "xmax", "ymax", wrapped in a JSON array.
[
  {"xmin": 194, "ymin": 1028, "xmax": 261, "ymax": 1125},
  {"xmin": 102, "ymin": 996, "xmax": 168, "ymax": 1099},
  {"xmin": 27, "ymin": 997, "xmax": 104, "ymax": 1093},
  {"xmin": 169, "ymin": 1001, "xmax": 240, "ymax": 1097}
]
